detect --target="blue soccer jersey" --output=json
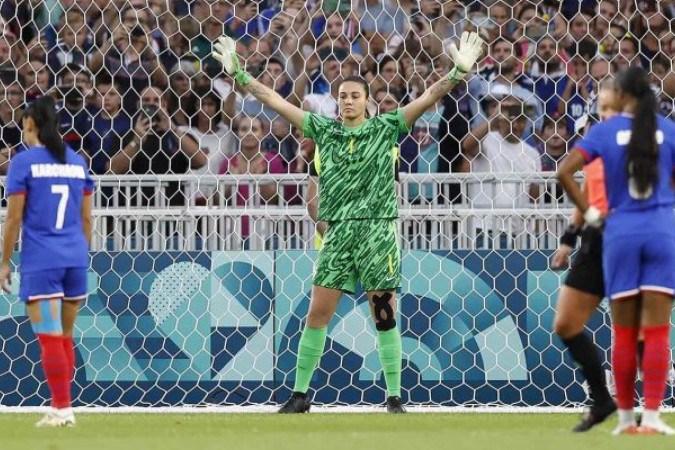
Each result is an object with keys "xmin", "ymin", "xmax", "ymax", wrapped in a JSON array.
[
  {"xmin": 575, "ymin": 113, "xmax": 675, "ymax": 299},
  {"xmin": 5, "ymin": 146, "xmax": 94, "ymax": 274}
]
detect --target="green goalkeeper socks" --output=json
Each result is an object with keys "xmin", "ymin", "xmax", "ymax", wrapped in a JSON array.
[
  {"xmin": 293, "ymin": 326, "xmax": 327, "ymax": 393},
  {"xmin": 377, "ymin": 328, "xmax": 402, "ymax": 398}
]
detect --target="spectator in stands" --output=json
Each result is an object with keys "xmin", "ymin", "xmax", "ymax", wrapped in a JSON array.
[
  {"xmin": 357, "ymin": 0, "xmax": 407, "ymax": 41},
  {"xmin": 523, "ymin": 35, "xmax": 568, "ymax": 118},
  {"xmin": 21, "ymin": 59, "xmax": 51, "ymax": 101},
  {"xmin": 486, "ymin": 1, "xmax": 512, "ymax": 42},
  {"xmin": 564, "ymin": 8, "xmax": 593, "ymax": 53},
  {"xmin": 85, "ymin": 73, "xmax": 132, "ymax": 174},
  {"xmin": 372, "ymin": 55, "xmax": 406, "ymax": 101},
  {"xmin": 314, "ymin": 11, "xmax": 357, "ymax": 55},
  {"xmin": 219, "ymin": 115, "xmax": 285, "ymax": 237},
  {"xmin": 47, "ymin": 7, "xmax": 91, "ymax": 75},
  {"xmin": 374, "ymin": 88, "xmax": 399, "ymax": 115},
  {"xmin": 179, "ymin": 87, "xmax": 235, "ymax": 201},
  {"xmin": 510, "ymin": 3, "xmax": 550, "ymax": 58},
  {"xmin": 629, "ymin": 0, "xmax": 672, "ymax": 62},
  {"xmin": 461, "ymin": 97, "xmax": 541, "ymax": 238},
  {"xmin": 167, "ymin": 58, "xmax": 199, "ymax": 127},
  {"xmin": 0, "ymin": 0, "xmax": 39, "ymax": 43},
  {"xmin": 0, "ymin": 80, "xmax": 23, "ymax": 175},
  {"xmin": 557, "ymin": 50, "xmax": 594, "ymax": 135},
  {"xmin": 223, "ymin": 0, "xmax": 274, "ymax": 46},
  {"xmin": 119, "ymin": 5, "xmax": 165, "ymax": 57},
  {"xmin": 592, "ymin": 0, "xmax": 619, "ymax": 42},
  {"xmin": 0, "ymin": 35, "xmax": 14, "ymax": 65},
  {"xmin": 538, "ymin": 117, "xmax": 570, "ymax": 172},
  {"xmin": 615, "ymin": 34, "xmax": 640, "ymax": 69},
  {"xmin": 53, "ymin": 63, "xmax": 95, "ymax": 162},
  {"xmin": 109, "ymin": 86, "xmax": 207, "ymax": 205},
  {"xmin": 262, "ymin": 119, "xmax": 296, "ymax": 171},
  {"xmin": 470, "ymin": 38, "xmax": 541, "ymax": 129},
  {"xmin": 300, "ymin": 53, "xmax": 345, "ymax": 118},
  {"xmin": 89, "ymin": 22, "xmax": 168, "ymax": 114},
  {"xmin": 651, "ymin": 56, "xmax": 674, "ymax": 117}
]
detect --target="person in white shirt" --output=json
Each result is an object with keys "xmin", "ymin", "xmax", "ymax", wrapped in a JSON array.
[{"xmin": 462, "ymin": 97, "xmax": 541, "ymax": 240}]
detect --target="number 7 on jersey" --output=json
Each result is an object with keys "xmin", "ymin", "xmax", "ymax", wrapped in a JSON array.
[{"xmin": 51, "ymin": 184, "xmax": 69, "ymax": 230}]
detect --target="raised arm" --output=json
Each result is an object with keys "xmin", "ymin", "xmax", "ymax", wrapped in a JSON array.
[
  {"xmin": 401, "ymin": 32, "xmax": 484, "ymax": 128},
  {"xmin": 213, "ymin": 36, "xmax": 306, "ymax": 130}
]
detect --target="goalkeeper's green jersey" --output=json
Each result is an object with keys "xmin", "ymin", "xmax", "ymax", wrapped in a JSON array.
[{"xmin": 302, "ymin": 109, "xmax": 410, "ymax": 222}]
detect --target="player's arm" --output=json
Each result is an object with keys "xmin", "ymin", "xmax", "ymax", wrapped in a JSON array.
[
  {"xmin": 212, "ymin": 36, "xmax": 306, "ymax": 131},
  {"xmin": 551, "ymin": 182, "xmax": 586, "ymax": 269},
  {"xmin": 1, "ymin": 193, "xmax": 25, "ymax": 293},
  {"xmin": 557, "ymin": 149, "xmax": 603, "ymax": 227},
  {"xmin": 401, "ymin": 32, "xmax": 484, "ymax": 128},
  {"xmin": 81, "ymin": 193, "xmax": 93, "ymax": 246}
]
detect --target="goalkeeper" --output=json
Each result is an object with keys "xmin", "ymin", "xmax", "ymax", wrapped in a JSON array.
[{"xmin": 213, "ymin": 32, "xmax": 483, "ymax": 413}]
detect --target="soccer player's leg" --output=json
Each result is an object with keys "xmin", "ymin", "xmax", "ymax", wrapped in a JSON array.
[
  {"xmin": 604, "ymin": 238, "xmax": 642, "ymax": 435},
  {"xmin": 635, "ymin": 236, "xmax": 675, "ymax": 435},
  {"xmin": 62, "ymin": 267, "xmax": 88, "ymax": 384},
  {"xmin": 279, "ymin": 222, "xmax": 357, "ymax": 413},
  {"xmin": 358, "ymin": 219, "xmax": 404, "ymax": 413},
  {"xmin": 554, "ymin": 229, "xmax": 615, "ymax": 431},
  {"xmin": 21, "ymin": 269, "xmax": 75, "ymax": 428}
]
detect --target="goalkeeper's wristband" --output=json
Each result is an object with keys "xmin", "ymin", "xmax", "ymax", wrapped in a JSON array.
[
  {"xmin": 447, "ymin": 66, "xmax": 468, "ymax": 83},
  {"xmin": 233, "ymin": 70, "xmax": 252, "ymax": 86},
  {"xmin": 559, "ymin": 225, "xmax": 581, "ymax": 248}
]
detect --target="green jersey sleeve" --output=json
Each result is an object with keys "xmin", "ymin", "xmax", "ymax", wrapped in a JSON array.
[
  {"xmin": 374, "ymin": 109, "xmax": 411, "ymax": 134},
  {"xmin": 302, "ymin": 112, "xmax": 336, "ymax": 140}
]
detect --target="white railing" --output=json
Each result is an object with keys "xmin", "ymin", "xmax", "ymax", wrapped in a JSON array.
[{"xmin": 0, "ymin": 173, "xmax": 580, "ymax": 251}]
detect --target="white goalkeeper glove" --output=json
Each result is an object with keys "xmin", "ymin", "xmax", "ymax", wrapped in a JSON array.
[
  {"xmin": 212, "ymin": 36, "xmax": 251, "ymax": 86},
  {"xmin": 448, "ymin": 31, "xmax": 485, "ymax": 83},
  {"xmin": 583, "ymin": 206, "xmax": 604, "ymax": 228}
]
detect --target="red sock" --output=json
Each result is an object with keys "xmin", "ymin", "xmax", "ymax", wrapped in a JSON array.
[
  {"xmin": 642, "ymin": 325, "xmax": 671, "ymax": 410},
  {"xmin": 612, "ymin": 325, "xmax": 639, "ymax": 409},
  {"xmin": 37, "ymin": 334, "xmax": 71, "ymax": 409},
  {"xmin": 62, "ymin": 335, "xmax": 75, "ymax": 382}
]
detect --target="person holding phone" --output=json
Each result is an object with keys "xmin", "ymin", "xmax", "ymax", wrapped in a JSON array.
[{"xmin": 108, "ymin": 86, "xmax": 208, "ymax": 204}]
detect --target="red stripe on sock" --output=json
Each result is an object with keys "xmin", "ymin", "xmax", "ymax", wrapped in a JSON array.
[
  {"xmin": 642, "ymin": 324, "xmax": 671, "ymax": 410},
  {"xmin": 37, "ymin": 334, "xmax": 71, "ymax": 409},
  {"xmin": 612, "ymin": 325, "xmax": 639, "ymax": 410},
  {"xmin": 62, "ymin": 336, "xmax": 75, "ymax": 382}
]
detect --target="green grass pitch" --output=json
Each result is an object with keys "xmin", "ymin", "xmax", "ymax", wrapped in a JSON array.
[{"xmin": 1, "ymin": 413, "xmax": 673, "ymax": 450}]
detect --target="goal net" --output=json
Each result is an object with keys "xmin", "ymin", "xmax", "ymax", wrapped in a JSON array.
[{"xmin": 0, "ymin": 0, "xmax": 673, "ymax": 409}]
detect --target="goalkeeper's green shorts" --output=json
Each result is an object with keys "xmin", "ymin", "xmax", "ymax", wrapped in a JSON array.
[{"xmin": 313, "ymin": 219, "xmax": 400, "ymax": 294}]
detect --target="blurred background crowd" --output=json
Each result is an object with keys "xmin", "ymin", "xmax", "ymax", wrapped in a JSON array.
[{"xmin": 0, "ymin": 0, "xmax": 673, "ymax": 209}]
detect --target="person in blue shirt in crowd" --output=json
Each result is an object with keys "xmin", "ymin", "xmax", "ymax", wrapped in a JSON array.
[
  {"xmin": 1, "ymin": 96, "xmax": 93, "ymax": 428},
  {"xmin": 558, "ymin": 67, "xmax": 675, "ymax": 436}
]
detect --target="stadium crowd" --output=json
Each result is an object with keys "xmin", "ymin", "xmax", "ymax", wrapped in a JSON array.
[{"xmin": 0, "ymin": 0, "xmax": 673, "ymax": 209}]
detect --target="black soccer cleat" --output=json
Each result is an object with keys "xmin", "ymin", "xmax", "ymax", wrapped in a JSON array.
[
  {"xmin": 386, "ymin": 396, "xmax": 406, "ymax": 414},
  {"xmin": 278, "ymin": 392, "xmax": 311, "ymax": 414},
  {"xmin": 572, "ymin": 398, "xmax": 617, "ymax": 432}
]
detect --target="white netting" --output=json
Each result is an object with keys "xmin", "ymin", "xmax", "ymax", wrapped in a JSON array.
[{"xmin": 0, "ymin": 0, "xmax": 674, "ymax": 409}]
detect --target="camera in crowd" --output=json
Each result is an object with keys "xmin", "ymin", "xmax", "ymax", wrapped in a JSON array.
[{"xmin": 142, "ymin": 103, "xmax": 159, "ymax": 128}]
